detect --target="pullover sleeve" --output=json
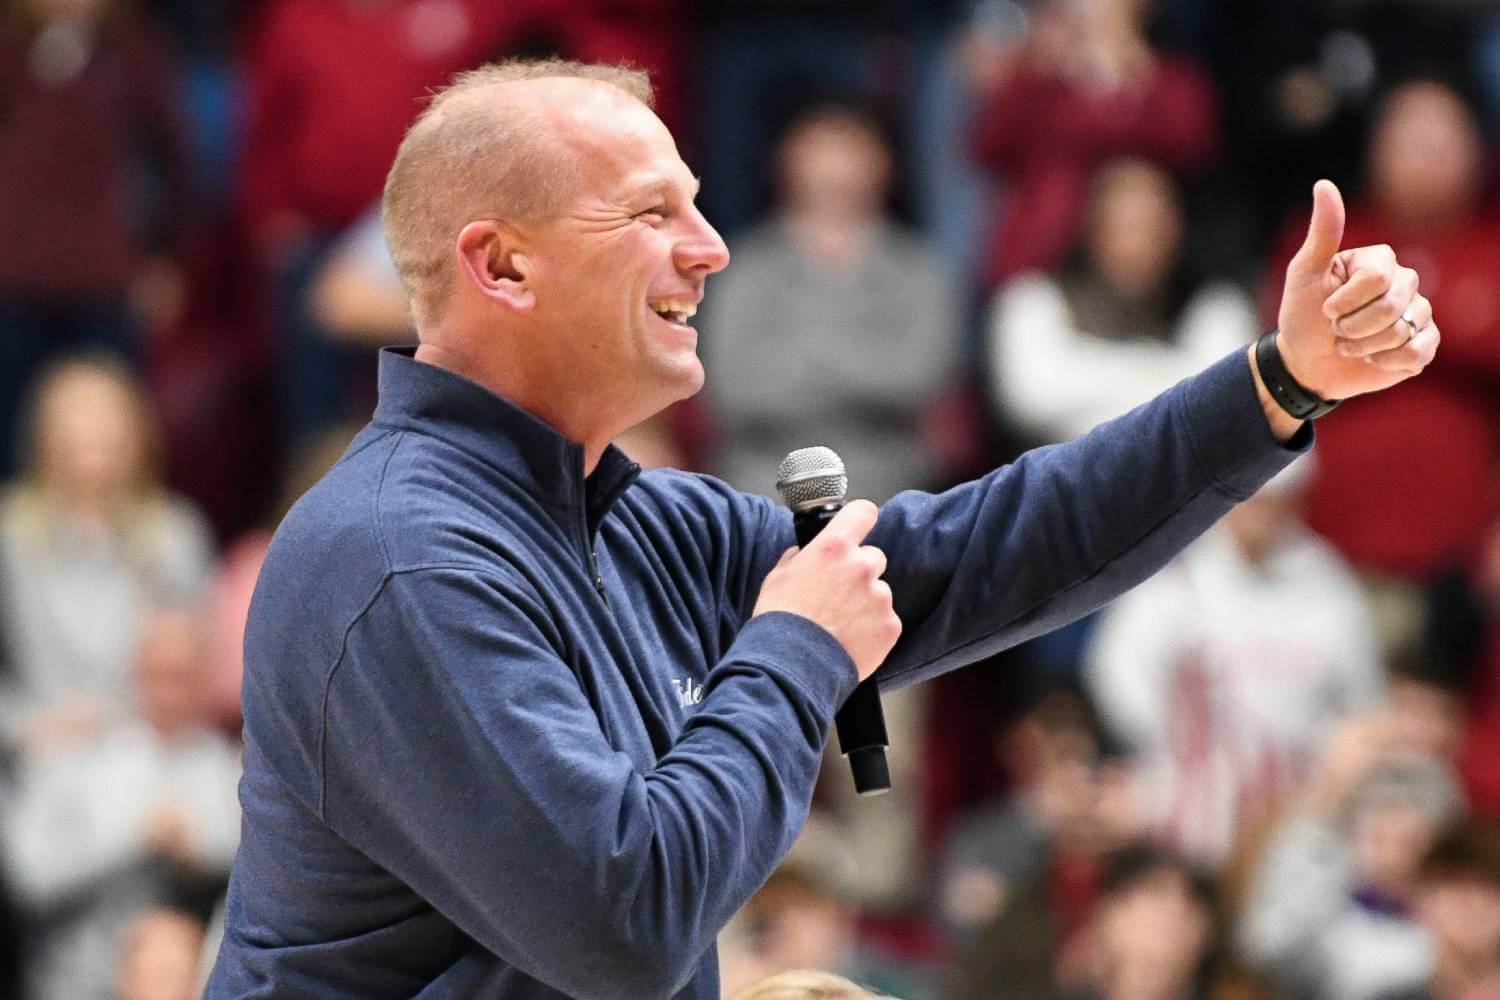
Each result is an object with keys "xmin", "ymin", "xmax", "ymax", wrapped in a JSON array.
[
  {"xmin": 320, "ymin": 567, "xmax": 857, "ymax": 1000},
  {"xmin": 867, "ymin": 346, "xmax": 1305, "ymax": 689}
]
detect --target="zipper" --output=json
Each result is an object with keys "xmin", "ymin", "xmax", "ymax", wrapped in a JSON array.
[
  {"xmin": 588, "ymin": 542, "xmax": 608, "ymax": 605},
  {"xmin": 575, "ymin": 448, "xmax": 639, "ymax": 608},
  {"xmin": 575, "ymin": 453, "xmax": 609, "ymax": 606}
]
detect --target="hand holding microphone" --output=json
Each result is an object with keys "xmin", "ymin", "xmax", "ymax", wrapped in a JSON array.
[
  {"xmin": 752, "ymin": 499, "xmax": 900, "ymax": 681},
  {"xmin": 752, "ymin": 447, "xmax": 899, "ymax": 794}
]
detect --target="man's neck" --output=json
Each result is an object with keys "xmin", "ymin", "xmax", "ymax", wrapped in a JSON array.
[{"xmin": 413, "ymin": 340, "xmax": 610, "ymax": 474}]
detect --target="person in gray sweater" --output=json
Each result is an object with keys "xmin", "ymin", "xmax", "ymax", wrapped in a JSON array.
[{"xmin": 703, "ymin": 99, "xmax": 961, "ymax": 506}]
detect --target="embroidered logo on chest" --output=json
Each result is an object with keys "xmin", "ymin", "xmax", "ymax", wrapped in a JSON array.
[{"xmin": 671, "ymin": 677, "xmax": 704, "ymax": 708}]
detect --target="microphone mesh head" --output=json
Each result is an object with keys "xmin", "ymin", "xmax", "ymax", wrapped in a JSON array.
[{"xmin": 776, "ymin": 446, "xmax": 847, "ymax": 510}]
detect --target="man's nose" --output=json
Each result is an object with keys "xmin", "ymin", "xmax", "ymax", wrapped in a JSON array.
[{"xmin": 675, "ymin": 209, "xmax": 730, "ymax": 276}]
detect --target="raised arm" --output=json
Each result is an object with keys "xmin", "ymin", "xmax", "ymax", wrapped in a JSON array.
[
  {"xmin": 870, "ymin": 345, "xmax": 1302, "ymax": 689},
  {"xmin": 866, "ymin": 180, "xmax": 1436, "ymax": 689}
]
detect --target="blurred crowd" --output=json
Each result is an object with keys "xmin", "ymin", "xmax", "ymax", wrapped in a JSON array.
[{"xmin": 2, "ymin": 0, "xmax": 1500, "ymax": 997}]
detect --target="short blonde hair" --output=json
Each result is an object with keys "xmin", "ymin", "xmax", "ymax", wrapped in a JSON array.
[
  {"xmin": 729, "ymin": 971, "xmax": 895, "ymax": 1000},
  {"xmin": 381, "ymin": 58, "xmax": 653, "ymax": 325}
]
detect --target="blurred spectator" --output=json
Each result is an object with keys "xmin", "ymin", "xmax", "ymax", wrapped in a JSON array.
[
  {"xmin": 723, "ymin": 812, "xmax": 934, "ymax": 997},
  {"xmin": 704, "ymin": 99, "xmax": 960, "ymax": 503},
  {"xmin": 988, "ymin": 158, "xmax": 1254, "ymax": 445},
  {"xmin": 732, "ymin": 969, "xmax": 898, "ymax": 1000},
  {"xmin": 0, "ymin": 0, "xmax": 190, "ymax": 478},
  {"xmin": 0, "ymin": 353, "xmax": 214, "ymax": 755},
  {"xmin": 938, "ymin": 686, "xmax": 1148, "ymax": 1000},
  {"xmin": 908, "ymin": 1, "xmax": 1010, "ymax": 292},
  {"xmin": 237, "ymin": 0, "xmax": 505, "ymax": 441},
  {"xmin": 0, "ymin": 605, "xmax": 242, "ymax": 1000},
  {"xmin": 1209, "ymin": 0, "xmax": 1478, "ymax": 251},
  {"xmin": 1266, "ymin": 79, "xmax": 1500, "ymax": 601},
  {"xmin": 970, "ymin": 0, "xmax": 1219, "ymax": 287},
  {"xmin": 116, "ymin": 908, "xmax": 205, "ymax": 1000},
  {"xmin": 237, "ymin": 0, "xmax": 541, "ymax": 258},
  {"xmin": 718, "ymin": 844, "xmax": 872, "ymax": 999},
  {"xmin": 1065, "ymin": 847, "xmax": 1225, "ymax": 1000},
  {"xmin": 310, "ymin": 206, "xmax": 413, "ymax": 347},
  {"xmin": 1238, "ymin": 712, "xmax": 1466, "ymax": 1000},
  {"xmin": 692, "ymin": 0, "xmax": 885, "ymax": 236},
  {"xmin": 1381, "ymin": 659, "xmax": 1467, "ymax": 771},
  {"xmin": 1377, "ymin": 824, "xmax": 1500, "ymax": 1000},
  {"xmin": 1084, "ymin": 456, "xmax": 1383, "ymax": 868}
]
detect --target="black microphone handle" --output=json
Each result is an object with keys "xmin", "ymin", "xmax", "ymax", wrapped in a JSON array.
[{"xmin": 792, "ymin": 503, "xmax": 892, "ymax": 796}]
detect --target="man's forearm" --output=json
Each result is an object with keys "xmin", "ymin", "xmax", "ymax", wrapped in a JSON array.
[{"xmin": 869, "ymin": 347, "xmax": 1305, "ymax": 690}]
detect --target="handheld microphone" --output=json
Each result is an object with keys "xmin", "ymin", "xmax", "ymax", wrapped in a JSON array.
[{"xmin": 775, "ymin": 447, "xmax": 891, "ymax": 796}]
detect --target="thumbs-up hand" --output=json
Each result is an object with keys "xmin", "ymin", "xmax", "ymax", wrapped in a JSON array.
[{"xmin": 1274, "ymin": 180, "xmax": 1439, "ymax": 402}]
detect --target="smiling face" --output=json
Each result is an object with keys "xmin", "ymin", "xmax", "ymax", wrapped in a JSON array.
[{"xmin": 516, "ymin": 92, "xmax": 729, "ymax": 417}]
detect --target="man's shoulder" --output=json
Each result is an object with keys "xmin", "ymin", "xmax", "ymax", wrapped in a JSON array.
[
  {"xmin": 279, "ymin": 423, "xmax": 552, "ymax": 575},
  {"xmin": 264, "ymin": 427, "xmax": 402, "ymax": 578}
]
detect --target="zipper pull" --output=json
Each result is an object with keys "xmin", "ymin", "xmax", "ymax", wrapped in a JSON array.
[{"xmin": 590, "ymin": 550, "xmax": 608, "ymax": 604}]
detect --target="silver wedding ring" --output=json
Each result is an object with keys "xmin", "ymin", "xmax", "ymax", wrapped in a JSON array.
[{"xmin": 1401, "ymin": 310, "xmax": 1420, "ymax": 341}]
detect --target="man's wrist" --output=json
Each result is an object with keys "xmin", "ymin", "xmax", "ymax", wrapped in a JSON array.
[
  {"xmin": 1254, "ymin": 330, "xmax": 1339, "ymax": 419},
  {"xmin": 1247, "ymin": 342, "xmax": 1308, "ymax": 443}
]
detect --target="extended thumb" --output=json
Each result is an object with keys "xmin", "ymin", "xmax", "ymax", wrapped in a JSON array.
[{"xmin": 1290, "ymin": 179, "xmax": 1346, "ymax": 277}]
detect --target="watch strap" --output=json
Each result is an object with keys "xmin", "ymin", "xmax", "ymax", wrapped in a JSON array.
[{"xmin": 1254, "ymin": 330, "xmax": 1340, "ymax": 420}]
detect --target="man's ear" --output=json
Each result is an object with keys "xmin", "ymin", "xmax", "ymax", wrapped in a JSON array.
[{"xmin": 455, "ymin": 220, "xmax": 536, "ymax": 312}]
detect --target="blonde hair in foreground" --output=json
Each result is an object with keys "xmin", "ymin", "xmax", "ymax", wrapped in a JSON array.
[
  {"xmin": 730, "ymin": 970, "xmax": 896, "ymax": 1000},
  {"xmin": 381, "ymin": 57, "xmax": 654, "ymax": 324}
]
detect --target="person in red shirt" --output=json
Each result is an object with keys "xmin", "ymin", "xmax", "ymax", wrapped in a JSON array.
[
  {"xmin": 970, "ymin": 0, "xmax": 1219, "ymax": 288},
  {"xmin": 0, "ymin": 0, "xmax": 189, "ymax": 477},
  {"xmin": 1264, "ymin": 79, "xmax": 1500, "ymax": 590}
]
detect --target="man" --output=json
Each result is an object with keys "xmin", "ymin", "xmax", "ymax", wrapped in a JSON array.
[{"xmin": 205, "ymin": 59, "xmax": 1438, "ymax": 998}]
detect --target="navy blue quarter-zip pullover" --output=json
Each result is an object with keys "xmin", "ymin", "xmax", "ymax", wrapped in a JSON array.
[{"xmin": 206, "ymin": 345, "xmax": 1304, "ymax": 999}]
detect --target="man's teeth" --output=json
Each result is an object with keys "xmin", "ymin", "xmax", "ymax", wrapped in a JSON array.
[{"xmin": 651, "ymin": 299, "xmax": 697, "ymax": 323}]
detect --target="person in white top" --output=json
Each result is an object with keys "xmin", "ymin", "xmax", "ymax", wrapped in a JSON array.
[
  {"xmin": 1, "ymin": 607, "xmax": 242, "ymax": 1000},
  {"xmin": 1084, "ymin": 456, "xmax": 1384, "ymax": 866},
  {"xmin": 989, "ymin": 158, "xmax": 1257, "ymax": 444}
]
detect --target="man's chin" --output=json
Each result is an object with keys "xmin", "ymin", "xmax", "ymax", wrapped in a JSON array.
[{"xmin": 676, "ymin": 356, "xmax": 706, "ymax": 398}]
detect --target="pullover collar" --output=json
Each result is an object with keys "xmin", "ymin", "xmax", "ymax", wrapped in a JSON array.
[{"xmin": 371, "ymin": 347, "xmax": 640, "ymax": 537}]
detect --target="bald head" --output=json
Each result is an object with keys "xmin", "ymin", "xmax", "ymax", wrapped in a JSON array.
[{"xmin": 381, "ymin": 59, "xmax": 655, "ymax": 325}]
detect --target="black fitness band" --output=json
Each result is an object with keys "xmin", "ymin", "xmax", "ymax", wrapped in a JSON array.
[{"xmin": 1254, "ymin": 329, "xmax": 1340, "ymax": 421}]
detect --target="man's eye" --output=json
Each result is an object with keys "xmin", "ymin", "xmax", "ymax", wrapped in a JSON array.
[{"xmin": 635, "ymin": 206, "xmax": 667, "ymax": 224}]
